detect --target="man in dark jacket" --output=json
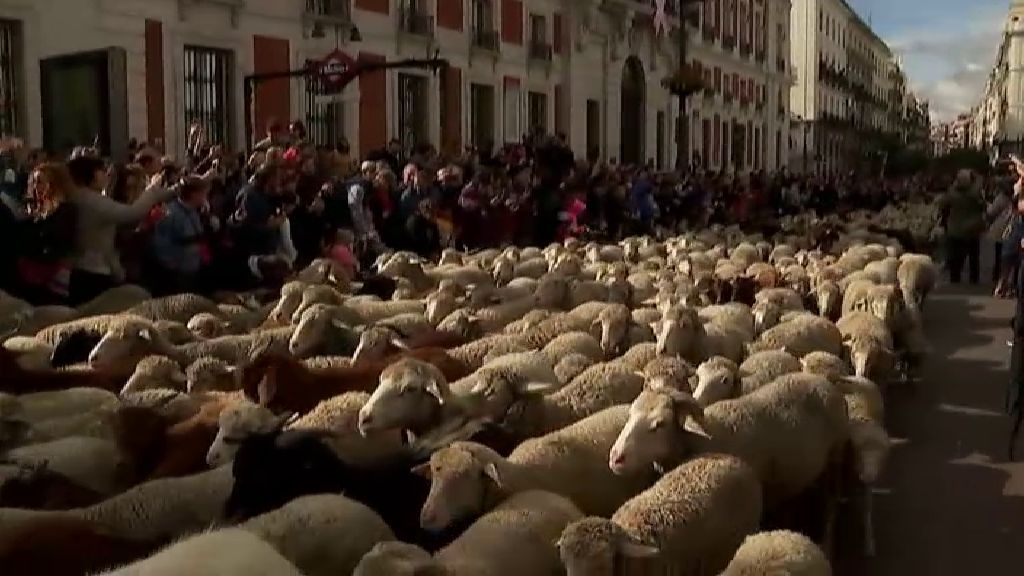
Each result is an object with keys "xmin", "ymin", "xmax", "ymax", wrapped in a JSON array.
[{"xmin": 939, "ymin": 169, "xmax": 986, "ymax": 284}]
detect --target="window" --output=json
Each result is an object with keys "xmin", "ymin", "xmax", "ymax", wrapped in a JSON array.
[
  {"xmin": 586, "ymin": 99, "xmax": 600, "ymax": 157},
  {"xmin": 503, "ymin": 83, "xmax": 520, "ymax": 142},
  {"xmin": 398, "ymin": 73, "xmax": 429, "ymax": 154},
  {"xmin": 528, "ymin": 91, "xmax": 547, "ymax": 132},
  {"xmin": 183, "ymin": 46, "xmax": 233, "ymax": 146},
  {"xmin": 473, "ymin": 0, "xmax": 494, "ymax": 31},
  {"xmin": 529, "ymin": 14, "xmax": 547, "ymax": 44},
  {"xmin": 471, "ymin": 82, "xmax": 495, "ymax": 147},
  {"xmin": 0, "ymin": 19, "xmax": 22, "ymax": 138},
  {"xmin": 304, "ymin": 60, "xmax": 344, "ymax": 147}
]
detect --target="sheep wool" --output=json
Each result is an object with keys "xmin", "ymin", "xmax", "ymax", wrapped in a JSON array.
[{"xmin": 719, "ymin": 530, "xmax": 832, "ymax": 576}]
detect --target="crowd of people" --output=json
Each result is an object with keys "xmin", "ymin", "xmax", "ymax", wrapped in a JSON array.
[{"xmin": 0, "ymin": 118, "xmax": 1003, "ymax": 309}]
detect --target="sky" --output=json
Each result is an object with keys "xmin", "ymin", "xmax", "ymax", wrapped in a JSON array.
[{"xmin": 847, "ymin": 0, "xmax": 1009, "ymax": 123}]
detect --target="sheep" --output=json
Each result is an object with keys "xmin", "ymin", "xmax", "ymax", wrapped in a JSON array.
[
  {"xmin": 0, "ymin": 387, "xmax": 118, "ymax": 424},
  {"xmin": 0, "ymin": 463, "xmax": 106, "ymax": 510},
  {"xmin": 416, "ymin": 407, "xmax": 656, "ymax": 533},
  {"xmin": 591, "ymin": 303, "xmax": 656, "ymax": 358},
  {"xmin": 641, "ymin": 356, "xmax": 696, "ymax": 391},
  {"xmin": 186, "ymin": 312, "xmax": 233, "ymax": 338},
  {"xmin": 296, "ymin": 257, "xmax": 351, "ymax": 291},
  {"xmin": 0, "ymin": 516, "xmax": 163, "ymax": 576},
  {"xmin": 75, "ymin": 284, "xmax": 153, "ymax": 317},
  {"xmin": 152, "ymin": 320, "xmax": 197, "ymax": 344},
  {"xmin": 224, "ymin": 427, "xmax": 455, "ymax": 551},
  {"xmin": 720, "ymin": 530, "xmax": 832, "ymax": 576},
  {"xmin": 354, "ymin": 490, "xmax": 583, "ymax": 576},
  {"xmin": 754, "ymin": 287, "xmax": 804, "ymax": 312},
  {"xmin": 614, "ymin": 342, "xmax": 658, "ymax": 371},
  {"xmin": 541, "ymin": 331, "xmax": 605, "ymax": 365},
  {"xmin": 864, "ymin": 257, "xmax": 900, "ymax": 285},
  {"xmin": 503, "ymin": 309, "xmax": 556, "ymax": 334},
  {"xmin": 98, "ymin": 527, "xmax": 306, "ymax": 576},
  {"xmin": 3, "ymin": 436, "xmax": 125, "ymax": 495},
  {"xmin": 738, "ymin": 349, "xmax": 803, "ymax": 394},
  {"xmin": 238, "ymin": 348, "xmax": 472, "ymax": 415},
  {"xmin": 609, "ymin": 375, "xmax": 848, "ymax": 508},
  {"xmin": 447, "ymin": 333, "xmax": 530, "ymax": 370},
  {"xmin": 692, "ymin": 357, "xmax": 741, "ymax": 406},
  {"xmin": 287, "ymin": 303, "xmax": 362, "ymax": 358},
  {"xmin": 518, "ymin": 312, "xmax": 593, "ymax": 350},
  {"xmin": 747, "ymin": 315, "xmax": 844, "ymax": 358},
  {"xmin": 657, "ymin": 305, "xmax": 746, "ymax": 364},
  {"xmin": 897, "ymin": 253, "xmax": 937, "ymax": 310},
  {"xmin": 553, "ymin": 353, "xmax": 597, "ymax": 384},
  {"xmin": 801, "ymin": 351, "xmax": 852, "ymax": 381},
  {"xmin": 0, "ymin": 347, "xmax": 128, "ymax": 395},
  {"xmin": 266, "ymin": 280, "xmax": 309, "ymax": 325},
  {"xmin": 3, "ymin": 336, "xmax": 55, "ymax": 371},
  {"xmin": 207, "ymin": 394, "xmax": 405, "ymax": 469},
  {"xmin": 36, "ymin": 314, "xmax": 155, "ymax": 348},
  {"xmin": 350, "ymin": 315, "xmax": 444, "ymax": 363},
  {"xmin": 836, "ymin": 311, "xmax": 896, "ymax": 380},
  {"xmin": 557, "ymin": 454, "xmax": 762, "ymax": 575},
  {"xmin": 288, "ymin": 284, "xmax": 348, "ymax": 323},
  {"xmin": 185, "ymin": 357, "xmax": 239, "ymax": 393},
  {"xmin": 699, "ymin": 303, "xmax": 756, "ymax": 341},
  {"xmin": 347, "ymin": 298, "xmax": 428, "ymax": 324},
  {"xmin": 122, "ymin": 355, "xmax": 188, "ymax": 394},
  {"xmin": 840, "ymin": 279, "xmax": 877, "ymax": 318},
  {"xmin": 239, "ymin": 494, "xmax": 395, "ymax": 576},
  {"xmin": 124, "ymin": 294, "xmax": 221, "ymax": 323},
  {"xmin": 470, "ymin": 294, "xmax": 540, "ymax": 333}
]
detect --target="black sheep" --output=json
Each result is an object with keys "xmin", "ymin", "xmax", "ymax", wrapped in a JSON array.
[
  {"xmin": 49, "ymin": 330, "xmax": 103, "ymax": 368},
  {"xmin": 225, "ymin": 427, "xmax": 470, "ymax": 552}
]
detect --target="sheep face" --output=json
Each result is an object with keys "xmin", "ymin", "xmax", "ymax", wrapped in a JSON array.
[
  {"xmin": 425, "ymin": 293, "xmax": 460, "ymax": 326},
  {"xmin": 415, "ymin": 443, "xmax": 494, "ymax": 533},
  {"xmin": 351, "ymin": 327, "xmax": 397, "ymax": 365},
  {"xmin": 89, "ymin": 325, "xmax": 160, "ymax": 373},
  {"xmin": 359, "ymin": 359, "xmax": 448, "ymax": 436},
  {"xmin": 609, "ymin": 388, "xmax": 705, "ymax": 476},
  {"xmin": 290, "ymin": 286, "xmax": 344, "ymax": 324},
  {"xmin": 815, "ymin": 281, "xmax": 842, "ymax": 321},
  {"xmin": 436, "ymin": 309, "xmax": 482, "ymax": 341},
  {"xmin": 266, "ymin": 283, "xmax": 305, "ymax": 326},
  {"xmin": 207, "ymin": 403, "xmax": 281, "ymax": 467},
  {"xmin": 353, "ymin": 541, "xmax": 435, "ymax": 576},
  {"xmin": 752, "ymin": 301, "xmax": 782, "ymax": 335},
  {"xmin": 593, "ymin": 305, "xmax": 631, "ymax": 357},
  {"xmin": 844, "ymin": 335, "xmax": 890, "ymax": 379},
  {"xmin": 801, "ymin": 352, "xmax": 851, "ymax": 380},
  {"xmin": 186, "ymin": 314, "xmax": 229, "ymax": 339},
  {"xmin": 186, "ymin": 358, "xmax": 238, "ymax": 393},
  {"xmin": 692, "ymin": 358, "xmax": 738, "ymax": 406},
  {"xmin": 655, "ymin": 306, "xmax": 700, "ymax": 357},
  {"xmin": 122, "ymin": 355, "xmax": 187, "ymax": 394},
  {"xmin": 288, "ymin": 305, "xmax": 344, "ymax": 358},
  {"xmin": 558, "ymin": 517, "xmax": 660, "ymax": 576},
  {"xmin": 492, "ymin": 257, "xmax": 515, "ymax": 286},
  {"xmin": 535, "ymin": 275, "xmax": 570, "ymax": 309},
  {"xmin": 867, "ymin": 286, "xmax": 904, "ymax": 329}
]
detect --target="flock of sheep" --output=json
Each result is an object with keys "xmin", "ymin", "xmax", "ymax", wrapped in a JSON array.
[{"xmin": 0, "ymin": 204, "xmax": 941, "ymax": 575}]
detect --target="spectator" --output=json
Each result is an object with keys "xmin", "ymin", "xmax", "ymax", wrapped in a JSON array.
[
  {"xmin": 940, "ymin": 169, "xmax": 986, "ymax": 285},
  {"xmin": 405, "ymin": 197, "xmax": 442, "ymax": 260},
  {"xmin": 989, "ymin": 179, "xmax": 1016, "ymax": 296},
  {"xmin": 66, "ymin": 154, "xmax": 175, "ymax": 305},
  {"xmin": 254, "ymin": 119, "xmax": 289, "ymax": 152},
  {"xmin": 150, "ymin": 176, "xmax": 212, "ymax": 294},
  {"xmin": 12, "ymin": 163, "xmax": 78, "ymax": 305},
  {"xmin": 323, "ymin": 228, "xmax": 359, "ymax": 281}
]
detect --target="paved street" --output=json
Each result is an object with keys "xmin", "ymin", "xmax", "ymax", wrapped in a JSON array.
[{"xmin": 837, "ymin": 282, "xmax": 1024, "ymax": 574}]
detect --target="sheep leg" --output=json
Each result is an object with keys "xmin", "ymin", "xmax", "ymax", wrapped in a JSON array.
[{"xmin": 863, "ymin": 485, "xmax": 876, "ymax": 557}]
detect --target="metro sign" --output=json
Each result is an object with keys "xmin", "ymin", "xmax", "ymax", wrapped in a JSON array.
[{"xmin": 318, "ymin": 49, "xmax": 357, "ymax": 93}]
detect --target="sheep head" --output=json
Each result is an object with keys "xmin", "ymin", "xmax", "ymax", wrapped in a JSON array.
[
  {"xmin": 557, "ymin": 517, "xmax": 660, "ymax": 576},
  {"xmin": 843, "ymin": 334, "xmax": 893, "ymax": 379},
  {"xmin": 351, "ymin": 326, "xmax": 406, "ymax": 365},
  {"xmin": 121, "ymin": 355, "xmax": 187, "ymax": 395},
  {"xmin": 207, "ymin": 402, "xmax": 289, "ymax": 467},
  {"xmin": 89, "ymin": 321, "xmax": 169, "ymax": 374},
  {"xmin": 591, "ymin": 304, "xmax": 631, "ymax": 358},
  {"xmin": 413, "ymin": 441, "xmax": 504, "ymax": 533},
  {"xmin": 186, "ymin": 357, "xmax": 239, "ymax": 394},
  {"xmin": 691, "ymin": 356, "xmax": 739, "ymax": 406},
  {"xmin": 353, "ymin": 541, "xmax": 436, "ymax": 576},
  {"xmin": 186, "ymin": 313, "xmax": 230, "ymax": 339},
  {"xmin": 752, "ymin": 301, "xmax": 782, "ymax": 336},
  {"xmin": 655, "ymin": 305, "xmax": 701, "ymax": 358},
  {"xmin": 609, "ymin": 387, "xmax": 710, "ymax": 476},
  {"xmin": 425, "ymin": 292, "xmax": 461, "ymax": 326},
  {"xmin": 359, "ymin": 358, "xmax": 451, "ymax": 436}
]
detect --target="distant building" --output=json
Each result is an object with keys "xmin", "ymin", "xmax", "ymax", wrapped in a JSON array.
[{"xmin": 970, "ymin": 0, "xmax": 1024, "ymax": 158}]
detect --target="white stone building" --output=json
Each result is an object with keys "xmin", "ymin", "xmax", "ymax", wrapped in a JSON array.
[
  {"xmin": 0, "ymin": 0, "xmax": 794, "ymax": 171},
  {"xmin": 788, "ymin": 0, "xmax": 914, "ymax": 175},
  {"xmin": 969, "ymin": 1, "xmax": 1024, "ymax": 158}
]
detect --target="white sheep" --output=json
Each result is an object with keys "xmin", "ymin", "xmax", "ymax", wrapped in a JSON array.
[
  {"xmin": 266, "ymin": 280, "xmax": 310, "ymax": 325},
  {"xmin": 553, "ymin": 353, "xmax": 597, "ymax": 384},
  {"xmin": 720, "ymin": 530, "xmax": 832, "ymax": 576},
  {"xmin": 503, "ymin": 309, "xmax": 556, "ymax": 334},
  {"xmin": 657, "ymin": 305, "xmax": 745, "ymax": 364},
  {"xmin": 738, "ymin": 349, "xmax": 802, "ymax": 395},
  {"xmin": 609, "ymin": 375, "xmax": 848, "ymax": 508},
  {"xmin": 124, "ymin": 294, "xmax": 221, "ymax": 324},
  {"xmin": 240, "ymin": 494, "xmax": 395, "ymax": 576},
  {"xmin": 354, "ymin": 490, "xmax": 582, "ymax": 576},
  {"xmin": 185, "ymin": 357, "xmax": 240, "ymax": 393},
  {"xmin": 289, "ymin": 284, "xmax": 348, "ymax": 323},
  {"xmin": 288, "ymin": 303, "xmax": 362, "ymax": 358},
  {"xmin": 897, "ymin": 253, "xmax": 937, "ymax": 310},
  {"xmin": 99, "ymin": 527, "xmax": 305, "ymax": 576},
  {"xmin": 186, "ymin": 312, "xmax": 233, "ymax": 338},
  {"xmin": 836, "ymin": 311, "xmax": 896, "ymax": 380},
  {"xmin": 800, "ymin": 351, "xmax": 852, "ymax": 381},
  {"xmin": 3, "ymin": 336, "xmax": 54, "ymax": 370},
  {"xmin": 557, "ymin": 454, "xmax": 762, "ymax": 575},
  {"xmin": 122, "ymin": 355, "xmax": 188, "ymax": 394},
  {"xmin": 692, "ymin": 357, "xmax": 741, "ymax": 406},
  {"xmin": 747, "ymin": 315, "xmax": 843, "ymax": 358},
  {"xmin": 448, "ymin": 333, "xmax": 530, "ymax": 370},
  {"xmin": 415, "ymin": 407, "xmax": 655, "ymax": 533},
  {"xmin": 350, "ymin": 313, "xmax": 433, "ymax": 363},
  {"xmin": 541, "ymin": 331, "xmax": 605, "ymax": 365},
  {"xmin": 3, "ymin": 436, "xmax": 125, "ymax": 495}
]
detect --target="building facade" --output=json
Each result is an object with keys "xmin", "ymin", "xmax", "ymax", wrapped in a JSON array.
[
  {"xmin": 0, "ymin": 0, "xmax": 795, "ymax": 171},
  {"xmin": 788, "ymin": 0, "xmax": 918, "ymax": 175},
  {"xmin": 969, "ymin": 1, "xmax": 1024, "ymax": 158}
]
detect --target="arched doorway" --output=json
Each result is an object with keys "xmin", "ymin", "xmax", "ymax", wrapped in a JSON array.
[{"xmin": 620, "ymin": 56, "xmax": 645, "ymax": 165}]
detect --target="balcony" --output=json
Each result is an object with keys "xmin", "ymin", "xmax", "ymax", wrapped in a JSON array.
[
  {"xmin": 304, "ymin": 0, "xmax": 351, "ymax": 25},
  {"xmin": 528, "ymin": 40, "xmax": 553, "ymax": 62},
  {"xmin": 472, "ymin": 28, "xmax": 501, "ymax": 52},
  {"xmin": 722, "ymin": 34, "xmax": 736, "ymax": 50},
  {"xmin": 399, "ymin": 7, "xmax": 434, "ymax": 37}
]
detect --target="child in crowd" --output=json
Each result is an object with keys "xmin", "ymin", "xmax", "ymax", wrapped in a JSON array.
[{"xmin": 323, "ymin": 228, "xmax": 359, "ymax": 281}]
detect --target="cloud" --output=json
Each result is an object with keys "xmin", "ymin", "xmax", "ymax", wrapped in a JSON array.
[{"xmin": 883, "ymin": 8, "xmax": 1004, "ymax": 123}]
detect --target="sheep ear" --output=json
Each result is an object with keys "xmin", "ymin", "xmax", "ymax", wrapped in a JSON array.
[
  {"xmin": 257, "ymin": 375, "xmax": 277, "ymax": 407},
  {"xmin": 518, "ymin": 381, "xmax": 558, "ymax": 395},
  {"xmin": 389, "ymin": 337, "xmax": 411, "ymax": 351},
  {"xmin": 410, "ymin": 462, "xmax": 431, "ymax": 479},
  {"xmin": 482, "ymin": 462, "xmax": 504, "ymax": 489},
  {"xmin": 138, "ymin": 328, "xmax": 154, "ymax": 342}
]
